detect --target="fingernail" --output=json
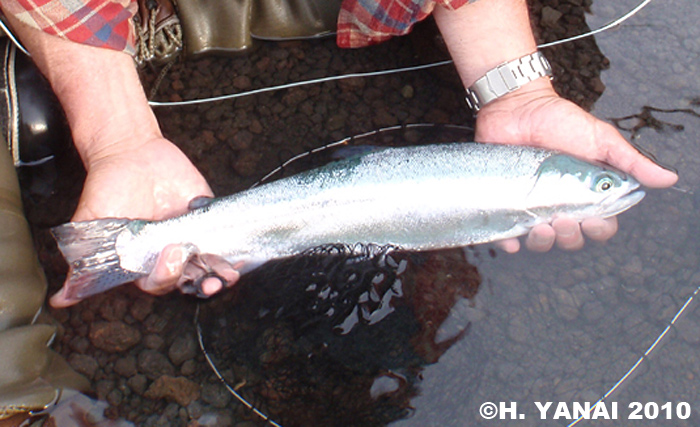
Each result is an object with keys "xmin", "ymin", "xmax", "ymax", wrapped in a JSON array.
[
  {"xmin": 532, "ymin": 234, "xmax": 550, "ymax": 244},
  {"xmin": 202, "ymin": 277, "xmax": 223, "ymax": 295},
  {"xmin": 586, "ymin": 225, "xmax": 604, "ymax": 237},
  {"xmin": 558, "ymin": 225, "xmax": 577, "ymax": 238}
]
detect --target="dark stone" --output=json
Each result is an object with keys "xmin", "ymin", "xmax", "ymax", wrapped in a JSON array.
[
  {"xmin": 144, "ymin": 376, "xmax": 201, "ymax": 406},
  {"xmin": 99, "ymin": 295, "xmax": 129, "ymax": 321},
  {"xmin": 200, "ymin": 382, "xmax": 231, "ymax": 409},
  {"xmin": 168, "ymin": 334, "xmax": 198, "ymax": 366},
  {"xmin": 115, "ymin": 356, "xmax": 138, "ymax": 377},
  {"xmin": 96, "ymin": 379, "xmax": 115, "ymax": 402},
  {"xmin": 138, "ymin": 349, "xmax": 175, "ymax": 380},
  {"xmin": 67, "ymin": 353, "xmax": 99, "ymax": 379},
  {"xmin": 89, "ymin": 321, "xmax": 141, "ymax": 353},
  {"xmin": 127, "ymin": 374, "xmax": 148, "ymax": 395},
  {"xmin": 144, "ymin": 334, "xmax": 165, "ymax": 350}
]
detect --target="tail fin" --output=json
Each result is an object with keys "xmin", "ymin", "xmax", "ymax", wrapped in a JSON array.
[{"xmin": 51, "ymin": 219, "xmax": 146, "ymax": 300}]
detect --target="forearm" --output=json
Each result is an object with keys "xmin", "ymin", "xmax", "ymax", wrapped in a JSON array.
[
  {"xmin": 1, "ymin": 14, "xmax": 161, "ymax": 169},
  {"xmin": 433, "ymin": 0, "xmax": 541, "ymax": 88}
]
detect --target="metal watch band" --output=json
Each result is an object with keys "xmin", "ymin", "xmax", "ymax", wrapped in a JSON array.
[{"xmin": 465, "ymin": 51, "xmax": 553, "ymax": 112}]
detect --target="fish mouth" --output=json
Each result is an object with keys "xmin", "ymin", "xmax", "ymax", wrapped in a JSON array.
[{"xmin": 601, "ymin": 189, "xmax": 646, "ymax": 218}]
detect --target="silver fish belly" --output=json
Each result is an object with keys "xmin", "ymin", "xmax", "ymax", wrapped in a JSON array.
[{"xmin": 52, "ymin": 143, "xmax": 644, "ymax": 299}]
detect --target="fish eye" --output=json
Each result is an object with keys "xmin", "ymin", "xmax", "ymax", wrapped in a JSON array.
[{"xmin": 594, "ymin": 175, "xmax": 615, "ymax": 192}]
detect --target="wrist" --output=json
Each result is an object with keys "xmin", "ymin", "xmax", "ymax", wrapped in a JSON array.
[
  {"xmin": 3, "ymin": 17, "xmax": 163, "ymax": 168},
  {"xmin": 464, "ymin": 51, "xmax": 553, "ymax": 112}
]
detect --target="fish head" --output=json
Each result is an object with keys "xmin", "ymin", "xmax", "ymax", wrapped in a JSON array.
[{"xmin": 525, "ymin": 154, "xmax": 645, "ymax": 221}]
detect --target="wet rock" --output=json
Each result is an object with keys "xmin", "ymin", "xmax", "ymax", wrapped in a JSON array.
[
  {"xmin": 144, "ymin": 376, "xmax": 201, "ymax": 406},
  {"xmin": 249, "ymin": 119, "xmax": 263, "ymax": 134},
  {"xmin": 552, "ymin": 288, "xmax": 580, "ymax": 321},
  {"xmin": 127, "ymin": 374, "xmax": 148, "ymax": 395},
  {"xmin": 169, "ymin": 334, "xmax": 198, "ymax": 366},
  {"xmin": 233, "ymin": 149, "xmax": 262, "ymax": 177},
  {"xmin": 186, "ymin": 401, "xmax": 204, "ymax": 420},
  {"xmin": 69, "ymin": 336, "xmax": 90, "ymax": 353},
  {"xmin": 232, "ymin": 75, "xmax": 252, "ymax": 90},
  {"xmin": 507, "ymin": 314, "xmax": 531, "ymax": 343},
  {"xmin": 372, "ymin": 108, "xmax": 397, "ymax": 127},
  {"xmin": 282, "ymin": 88, "xmax": 308, "ymax": 107},
  {"xmin": 200, "ymin": 382, "xmax": 232, "ymax": 408},
  {"xmin": 115, "ymin": 355, "xmax": 138, "ymax": 377},
  {"xmin": 677, "ymin": 316, "xmax": 700, "ymax": 345},
  {"xmin": 68, "ymin": 353, "xmax": 99, "ymax": 379},
  {"xmin": 192, "ymin": 412, "xmax": 235, "ymax": 426},
  {"xmin": 171, "ymin": 79, "xmax": 185, "ymax": 91},
  {"xmin": 107, "ymin": 389, "xmax": 124, "ymax": 407},
  {"xmin": 423, "ymin": 108, "xmax": 450, "ymax": 123},
  {"xmin": 90, "ymin": 321, "xmax": 142, "ymax": 353},
  {"xmin": 326, "ymin": 113, "xmax": 347, "ymax": 131},
  {"xmin": 621, "ymin": 255, "xmax": 644, "ymax": 276},
  {"xmin": 180, "ymin": 360, "xmax": 197, "ymax": 376},
  {"xmin": 99, "ymin": 296, "xmax": 129, "ymax": 321},
  {"xmin": 138, "ymin": 349, "xmax": 176, "ymax": 380},
  {"xmin": 144, "ymin": 334, "xmax": 165, "ymax": 350},
  {"xmin": 227, "ymin": 129, "xmax": 253, "ymax": 151},
  {"xmin": 582, "ymin": 300, "xmax": 605, "ymax": 322},
  {"xmin": 96, "ymin": 379, "xmax": 115, "ymax": 401},
  {"xmin": 129, "ymin": 297, "xmax": 153, "ymax": 322},
  {"xmin": 144, "ymin": 314, "xmax": 169, "ymax": 334},
  {"xmin": 541, "ymin": 7, "xmax": 563, "ymax": 28}
]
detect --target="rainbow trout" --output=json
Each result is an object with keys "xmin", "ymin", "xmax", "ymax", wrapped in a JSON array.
[{"xmin": 53, "ymin": 143, "xmax": 644, "ymax": 300}]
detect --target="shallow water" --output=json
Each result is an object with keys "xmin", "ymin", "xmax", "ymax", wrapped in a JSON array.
[
  {"xmin": 24, "ymin": 0, "xmax": 700, "ymax": 425},
  {"xmin": 405, "ymin": 1, "xmax": 700, "ymax": 425}
]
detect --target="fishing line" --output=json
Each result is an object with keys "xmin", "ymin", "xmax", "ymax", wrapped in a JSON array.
[
  {"xmin": 195, "ymin": 304, "xmax": 283, "ymax": 427},
  {"xmin": 538, "ymin": 0, "xmax": 653, "ymax": 48},
  {"xmin": 567, "ymin": 283, "xmax": 700, "ymax": 427},
  {"xmin": 147, "ymin": 60, "xmax": 454, "ymax": 107},
  {"xmin": 148, "ymin": 0, "xmax": 654, "ymax": 107},
  {"xmin": 0, "ymin": 0, "xmax": 653, "ymax": 106},
  {"xmin": 251, "ymin": 123, "xmax": 475, "ymax": 187}
]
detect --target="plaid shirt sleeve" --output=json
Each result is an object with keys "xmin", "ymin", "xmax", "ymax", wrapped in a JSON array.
[
  {"xmin": 337, "ymin": 0, "xmax": 473, "ymax": 48},
  {"xmin": 2, "ymin": 0, "xmax": 138, "ymax": 55}
]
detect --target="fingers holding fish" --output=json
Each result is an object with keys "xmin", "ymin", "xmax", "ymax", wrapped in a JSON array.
[
  {"xmin": 550, "ymin": 217, "xmax": 585, "ymax": 251},
  {"xmin": 50, "ymin": 286, "xmax": 83, "ymax": 308},
  {"xmin": 592, "ymin": 121, "xmax": 678, "ymax": 189},
  {"xmin": 581, "ymin": 217, "xmax": 618, "ymax": 242},
  {"xmin": 137, "ymin": 244, "xmax": 190, "ymax": 295},
  {"xmin": 524, "ymin": 223, "xmax": 557, "ymax": 253},
  {"xmin": 501, "ymin": 216, "xmax": 617, "ymax": 253},
  {"xmin": 178, "ymin": 254, "xmax": 241, "ymax": 298},
  {"xmin": 474, "ymin": 80, "xmax": 678, "ymax": 191},
  {"xmin": 496, "ymin": 237, "xmax": 522, "ymax": 254},
  {"xmin": 137, "ymin": 245, "xmax": 241, "ymax": 297}
]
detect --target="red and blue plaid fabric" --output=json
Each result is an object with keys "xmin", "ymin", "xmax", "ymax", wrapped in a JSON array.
[
  {"xmin": 2, "ymin": 0, "xmax": 470, "ymax": 54},
  {"xmin": 337, "ymin": 0, "xmax": 471, "ymax": 48},
  {"xmin": 2, "ymin": 0, "xmax": 138, "ymax": 54}
]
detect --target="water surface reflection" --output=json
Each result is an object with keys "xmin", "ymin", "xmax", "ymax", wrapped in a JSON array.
[{"xmin": 198, "ymin": 246, "xmax": 483, "ymax": 426}]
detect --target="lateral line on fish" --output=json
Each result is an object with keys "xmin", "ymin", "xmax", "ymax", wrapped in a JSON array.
[
  {"xmin": 147, "ymin": 0, "xmax": 654, "ymax": 108},
  {"xmin": 567, "ymin": 283, "xmax": 700, "ymax": 427},
  {"xmin": 195, "ymin": 305, "xmax": 283, "ymax": 427}
]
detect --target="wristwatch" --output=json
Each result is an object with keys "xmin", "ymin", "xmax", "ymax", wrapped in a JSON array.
[{"xmin": 465, "ymin": 51, "xmax": 553, "ymax": 112}]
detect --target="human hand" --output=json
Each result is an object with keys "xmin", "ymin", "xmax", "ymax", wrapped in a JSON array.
[
  {"xmin": 475, "ymin": 79, "xmax": 678, "ymax": 252},
  {"xmin": 50, "ymin": 136, "xmax": 240, "ymax": 307}
]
